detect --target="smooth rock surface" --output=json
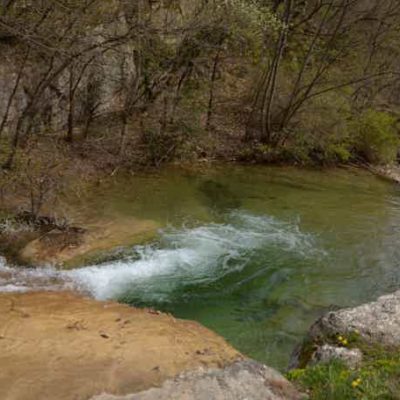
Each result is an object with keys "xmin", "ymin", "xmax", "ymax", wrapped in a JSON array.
[
  {"xmin": 0, "ymin": 291, "xmax": 241, "ymax": 400},
  {"xmin": 92, "ymin": 360, "xmax": 304, "ymax": 400}
]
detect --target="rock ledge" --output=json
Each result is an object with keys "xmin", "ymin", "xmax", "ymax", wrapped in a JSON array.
[{"xmin": 0, "ymin": 291, "xmax": 302, "ymax": 400}]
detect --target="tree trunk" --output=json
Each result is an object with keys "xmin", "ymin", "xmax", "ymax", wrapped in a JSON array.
[
  {"xmin": 2, "ymin": 112, "xmax": 27, "ymax": 169},
  {"xmin": 206, "ymin": 48, "xmax": 221, "ymax": 131},
  {"xmin": 261, "ymin": 0, "xmax": 292, "ymax": 144},
  {"xmin": 0, "ymin": 47, "xmax": 30, "ymax": 139}
]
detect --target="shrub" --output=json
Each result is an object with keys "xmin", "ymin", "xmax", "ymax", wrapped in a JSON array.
[{"xmin": 351, "ymin": 110, "xmax": 399, "ymax": 164}]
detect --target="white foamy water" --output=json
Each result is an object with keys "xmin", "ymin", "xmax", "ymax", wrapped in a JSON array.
[
  {"xmin": 0, "ymin": 212, "xmax": 323, "ymax": 300},
  {"xmin": 0, "ymin": 257, "xmax": 72, "ymax": 293}
]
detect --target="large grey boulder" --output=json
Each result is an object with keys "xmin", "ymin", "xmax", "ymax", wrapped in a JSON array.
[
  {"xmin": 310, "ymin": 290, "xmax": 400, "ymax": 346},
  {"xmin": 291, "ymin": 290, "xmax": 400, "ymax": 369},
  {"xmin": 92, "ymin": 361, "xmax": 304, "ymax": 400}
]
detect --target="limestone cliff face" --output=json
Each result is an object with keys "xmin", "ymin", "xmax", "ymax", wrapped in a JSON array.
[{"xmin": 0, "ymin": 24, "xmax": 128, "ymax": 137}]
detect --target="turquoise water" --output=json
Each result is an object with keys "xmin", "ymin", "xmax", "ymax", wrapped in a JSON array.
[
  {"xmin": 4, "ymin": 165, "xmax": 400, "ymax": 370},
  {"xmin": 65, "ymin": 165, "xmax": 400, "ymax": 369}
]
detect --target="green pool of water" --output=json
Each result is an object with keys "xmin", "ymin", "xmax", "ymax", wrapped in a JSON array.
[{"xmin": 68, "ymin": 165, "xmax": 400, "ymax": 370}]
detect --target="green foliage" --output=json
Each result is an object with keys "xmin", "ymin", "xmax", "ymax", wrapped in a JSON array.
[
  {"xmin": 351, "ymin": 110, "xmax": 399, "ymax": 164},
  {"xmin": 288, "ymin": 346, "xmax": 400, "ymax": 400},
  {"xmin": 325, "ymin": 143, "xmax": 352, "ymax": 163},
  {"xmin": 223, "ymin": 0, "xmax": 281, "ymax": 60},
  {"xmin": 2, "ymin": 0, "xmax": 400, "ymax": 170},
  {"xmin": 288, "ymin": 361, "xmax": 357, "ymax": 400},
  {"xmin": 280, "ymin": 137, "xmax": 352, "ymax": 166},
  {"xmin": 142, "ymin": 119, "xmax": 200, "ymax": 167}
]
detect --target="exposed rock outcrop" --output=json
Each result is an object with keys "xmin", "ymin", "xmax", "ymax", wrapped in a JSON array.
[
  {"xmin": 309, "ymin": 290, "xmax": 400, "ymax": 347},
  {"xmin": 0, "ymin": 291, "xmax": 303, "ymax": 400},
  {"xmin": 291, "ymin": 290, "xmax": 400, "ymax": 369},
  {"xmin": 310, "ymin": 345, "xmax": 363, "ymax": 369},
  {"xmin": 92, "ymin": 361, "xmax": 303, "ymax": 400}
]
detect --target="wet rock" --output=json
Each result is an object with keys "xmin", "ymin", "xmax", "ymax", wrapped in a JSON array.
[
  {"xmin": 372, "ymin": 165, "xmax": 400, "ymax": 184},
  {"xmin": 18, "ymin": 217, "xmax": 159, "ymax": 268},
  {"xmin": 310, "ymin": 345, "xmax": 362, "ymax": 368},
  {"xmin": 92, "ymin": 360, "xmax": 304, "ymax": 400}
]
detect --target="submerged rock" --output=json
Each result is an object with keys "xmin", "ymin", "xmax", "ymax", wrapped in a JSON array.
[
  {"xmin": 18, "ymin": 217, "xmax": 159, "ymax": 268},
  {"xmin": 92, "ymin": 360, "xmax": 303, "ymax": 400},
  {"xmin": 0, "ymin": 291, "xmax": 302, "ymax": 400}
]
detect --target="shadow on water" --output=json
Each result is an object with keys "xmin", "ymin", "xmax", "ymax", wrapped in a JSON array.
[{"xmin": 198, "ymin": 179, "xmax": 242, "ymax": 213}]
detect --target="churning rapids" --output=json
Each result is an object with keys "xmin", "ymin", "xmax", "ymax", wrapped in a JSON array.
[
  {"xmin": 0, "ymin": 211, "xmax": 323, "ymax": 298},
  {"xmin": 2, "ymin": 166, "xmax": 400, "ymax": 369}
]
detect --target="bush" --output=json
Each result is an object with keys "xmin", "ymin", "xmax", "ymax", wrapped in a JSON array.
[
  {"xmin": 287, "ymin": 337, "xmax": 400, "ymax": 400},
  {"xmin": 351, "ymin": 110, "xmax": 399, "ymax": 164}
]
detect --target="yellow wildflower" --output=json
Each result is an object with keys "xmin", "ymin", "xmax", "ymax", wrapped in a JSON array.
[{"xmin": 351, "ymin": 378, "xmax": 362, "ymax": 388}]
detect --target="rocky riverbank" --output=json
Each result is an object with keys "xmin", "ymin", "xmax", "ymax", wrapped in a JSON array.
[
  {"xmin": 0, "ymin": 291, "xmax": 303, "ymax": 400},
  {"xmin": 369, "ymin": 164, "xmax": 400, "ymax": 185},
  {"xmin": 288, "ymin": 290, "xmax": 400, "ymax": 399},
  {"xmin": 2, "ymin": 272, "xmax": 400, "ymax": 400},
  {"xmin": 291, "ymin": 290, "xmax": 400, "ymax": 369}
]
